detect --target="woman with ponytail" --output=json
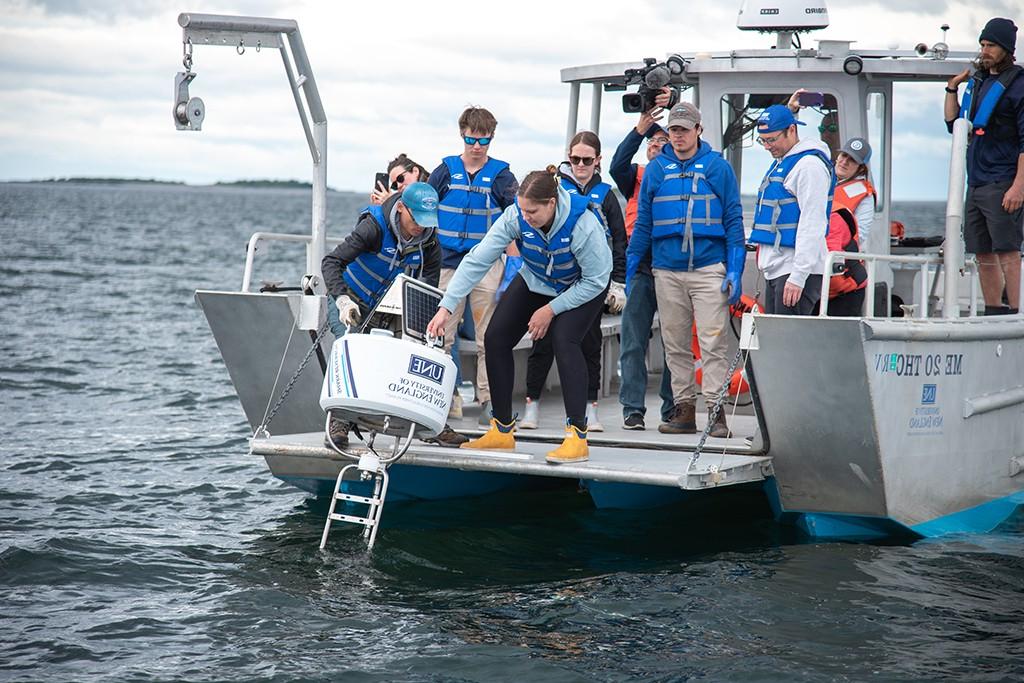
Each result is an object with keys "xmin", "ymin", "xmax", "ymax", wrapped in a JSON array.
[{"xmin": 426, "ymin": 169, "xmax": 612, "ymax": 463}]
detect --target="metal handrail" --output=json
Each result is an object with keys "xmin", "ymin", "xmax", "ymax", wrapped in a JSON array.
[
  {"xmin": 820, "ymin": 251, "xmax": 978, "ymax": 318},
  {"xmin": 241, "ymin": 231, "xmax": 343, "ymax": 292}
]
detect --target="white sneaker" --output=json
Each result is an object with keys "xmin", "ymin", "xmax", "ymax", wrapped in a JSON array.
[
  {"xmin": 586, "ymin": 401, "xmax": 604, "ymax": 432},
  {"xmin": 520, "ymin": 398, "xmax": 540, "ymax": 429},
  {"xmin": 448, "ymin": 392, "xmax": 463, "ymax": 419}
]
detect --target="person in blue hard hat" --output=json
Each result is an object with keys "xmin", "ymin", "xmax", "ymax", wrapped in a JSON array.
[
  {"xmin": 945, "ymin": 17, "xmax": 1024, "ymax": 316},
  {"xmin": 321, "ymin": 182, "xmax": 468, "ymax": 449},
  {"xmin": 748, "ymin": 103, "xmax": 835, "ymax": 316}
]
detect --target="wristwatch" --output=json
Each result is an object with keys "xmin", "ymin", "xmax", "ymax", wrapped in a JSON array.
[{"xmin": 945, "ymin": 86, "xmax": 958, "ymax": 93}]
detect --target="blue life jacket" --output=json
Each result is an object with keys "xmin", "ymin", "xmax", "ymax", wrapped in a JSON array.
[
  {"xmin": 437, "ymin": 156, "xmax": 509, "ymax": 253},
  {"xmin": 649, "ymin": 155, "xmax": 726, "ymax": 267},
  {"xmin": 958, "ymin": 66, "xmax": 1023, "ymax": 137},
  {"xmin": 749, "ymin": 149, "xmax": 835, "ymax": 248},
  {"xmin": 342, "ymin": 205, "xmax": 426, "ymax": 307},
  {"xmin": 560, "ymin": 176, "xmax": 612, "ymax": 239},
  {"xmin": 515, "ymin": 193, "xmax": 604, "ymax": 293}
]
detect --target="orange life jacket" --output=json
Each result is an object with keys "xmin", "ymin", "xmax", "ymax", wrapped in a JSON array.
[
  {"xmin": 831, "ymin": 176, "xmax": 876, "ymax": 229},
  {"xmin": 624, "ymin": 165, "xmax": 645, "ymax": 240}
]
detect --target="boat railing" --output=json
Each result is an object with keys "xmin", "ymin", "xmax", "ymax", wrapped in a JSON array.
[
  {"xmin": 241, "ymin": 231, "xmax": 343, "ymax": 293},
  {"xmin": 820, "ymin": 251, "xmax": 978, "ymax": 318}
]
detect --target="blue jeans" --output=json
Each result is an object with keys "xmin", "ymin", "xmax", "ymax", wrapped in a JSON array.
[{"xmin": 618, "ymin": 270, "xmax": 674, "ymax": 421}]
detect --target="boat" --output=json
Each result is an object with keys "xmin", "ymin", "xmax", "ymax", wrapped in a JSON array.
[{"xmin": 179, "ymin": 2, "xmax": 1024, "ymax": 545}]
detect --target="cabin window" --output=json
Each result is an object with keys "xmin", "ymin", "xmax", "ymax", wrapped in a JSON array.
[
  {"xmin": 720, "ymin": 91, "xmax": 842, "ymax": 199},
  {"xmin": 865, "ymin": 91, "xmax": 886, "ymax": 212}
]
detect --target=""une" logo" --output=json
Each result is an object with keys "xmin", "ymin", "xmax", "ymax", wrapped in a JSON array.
[{"xmin": 408, "ymin": 355, "xmax": 445, "ymax": 385}]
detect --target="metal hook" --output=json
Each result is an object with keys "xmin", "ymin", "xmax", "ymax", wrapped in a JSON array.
[
  {"xmin": 256, "ymin": 40, "xmax": 261, "ymax": 53},
  {"xmin": 236, "ymin": 39, "xmax": 245, "ymax": 55},
  {"xmin": 182, "ymin": 37, "xmax": 193, "ymax": 72}
]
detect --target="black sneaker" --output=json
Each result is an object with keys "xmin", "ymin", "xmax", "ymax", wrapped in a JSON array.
[
  {"xmin": 623, "ymin": 413, "xmax": 645, "ymax": 430},
  {"xmin": 423, "ymin": 424, "xmax": 469, "ymax": 448}
]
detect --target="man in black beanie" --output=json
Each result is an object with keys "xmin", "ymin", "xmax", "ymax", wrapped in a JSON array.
[{"xmin": 945, "ymin": 17, "xmax": 1024, "ymax": 316}]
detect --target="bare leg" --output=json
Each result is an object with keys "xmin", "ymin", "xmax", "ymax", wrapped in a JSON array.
[
  {"xmin": 998, "ymin": 251, "xmax": 1022, "ymax": 309},
  {"xmin": 977, "ymin": 253, "xmax": 1006, "ymax": 307}
]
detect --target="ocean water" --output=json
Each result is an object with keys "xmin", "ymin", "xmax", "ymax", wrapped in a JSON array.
[{"xmin": 1, "ymin": 183, "xmax": 1022, "ymax": 682}]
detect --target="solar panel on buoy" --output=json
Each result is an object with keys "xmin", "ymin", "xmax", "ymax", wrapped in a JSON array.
[{"xmin": 401, "ymin": 278, "xmax": 443, "ymax": 343}]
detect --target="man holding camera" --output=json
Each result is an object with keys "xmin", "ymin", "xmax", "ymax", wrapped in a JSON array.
[
  {"xmin": 945, "ymin": 17, "xmax": 1024, "ymax": 316},
  {"xmin": 610, "ymin": 92, "xmax": 673, "ymax": 430},
  {"xmin": 748, "ymin": 104, "xmax": 834, "ymax": 315},
  {"xmin": 429, "ymin": 107, "xmax": 519, "ymax": 425},
  {"xmin": 321, "ymin": 182, "xmax": 467, "ymax": 448},
  {"xmin": 626, "ymin": 102, "xmax": 745, "ymax": 438}
]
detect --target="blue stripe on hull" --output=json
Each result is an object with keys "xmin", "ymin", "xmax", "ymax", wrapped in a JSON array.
[{"xmin": 764, "ymin": 477, "xmax": 1024, "ymax": 540}]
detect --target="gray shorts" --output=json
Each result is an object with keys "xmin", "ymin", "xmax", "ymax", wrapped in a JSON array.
[{"xmin": 965, "ymin": 180, "xmax": 1024, "ymax": 254}]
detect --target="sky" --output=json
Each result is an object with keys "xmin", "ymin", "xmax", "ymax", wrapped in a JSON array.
[{"xmin": 2, "ymin": 0, "xmax": 1023, "ymax": 200}]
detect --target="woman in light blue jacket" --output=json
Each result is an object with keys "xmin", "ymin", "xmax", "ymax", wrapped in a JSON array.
[{"xmin": 426, "ymin": 169, "xmax": 611, "ymax": 463}]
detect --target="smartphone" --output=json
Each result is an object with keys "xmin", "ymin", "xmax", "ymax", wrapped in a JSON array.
[
  {"xmin": 374, "ymin": 172, "xmax": 389, "ymax": 192},
  {"xmin": 797, "ymin": 91, "xmax": 825, "ymax": 107}
]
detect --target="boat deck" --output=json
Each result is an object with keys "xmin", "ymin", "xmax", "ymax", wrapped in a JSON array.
[{"xmin": 250, "ymin": 388, "xmax": 772, "ymax": 493}]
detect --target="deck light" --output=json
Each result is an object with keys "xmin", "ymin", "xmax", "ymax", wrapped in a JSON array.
[{"xmin": 842, "ymin": 55, "xmax": 863, "ymax": 75}]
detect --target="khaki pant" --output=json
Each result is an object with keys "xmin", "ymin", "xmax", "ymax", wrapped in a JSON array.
[
  {"xmin": 653, "ymin": 263, "xmax": 729, "ymax": 404},
  {"xmin": 440, "ymin": 260, "xmax": 503, "ymax": 403}
]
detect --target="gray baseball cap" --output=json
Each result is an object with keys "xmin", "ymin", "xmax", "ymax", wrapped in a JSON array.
[
  {"xmin": 666, "ymin": 102, "xmax": 702, "ymax": 130},
  {"xmin": 839, "ymin": 137, "xmax": 872, "ymax": 166}
]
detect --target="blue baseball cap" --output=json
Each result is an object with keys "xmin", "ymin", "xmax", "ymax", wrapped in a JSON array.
[
  {"xmin": 757, "ymin": 104, "xmax": 806, "ymax": 134},
  {"xmin": 401, "ymin": 182, "xmax": 439, "ymax": 228}
]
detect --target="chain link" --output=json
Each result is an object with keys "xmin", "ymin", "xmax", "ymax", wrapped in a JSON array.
[
  {"xmin": 687, "ymin": 344, "xmax": 746, "ymax": 471},
  {"xmin": 182, "ymin": 38, "xmax": 193, "ymax": 72},
  {"xmin": 253, "ymin": 319, "xmax": 330, "ymax": 439}
]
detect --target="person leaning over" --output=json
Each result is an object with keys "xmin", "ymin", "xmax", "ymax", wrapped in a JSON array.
[
  {"xmin": 519, "ymin": 132, "xmax": 627, "ymax": 432},
  {"xmin": 945, "ymin": 17, "xmax": 1024, "ymax": 316},
  {"xmin": 370, "ymin": 153, "xmax": 431, "ymax": 206},
  {"xmin": 609, "ymin": 93, "xmax": 674, "ymax": 431},
  {"xmin": 321, "ymin": 182, "xmax": 468, "ymax": 449},
  {"xmin": 749, "ymin": 104, "xmax": 835, "ymax": 315},
  {"xmin": 426, "ymin": 170, "xmax": 611, "ymax": 464},
  {"xmin": 626, "ymin": 102, "xmax": 745, "ymax": 438},
  {"xmin": 429, "ymin": 107, "xmax": 520, "ymax": 424}
]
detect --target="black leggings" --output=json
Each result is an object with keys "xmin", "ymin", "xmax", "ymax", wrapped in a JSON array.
[
  {"xmin": 485, "ymin": 274, "xmax": 606, "ymax": 430},
  {"xmin": 525, "ymin": 314, "xmax": 602, "ymax": 402}
]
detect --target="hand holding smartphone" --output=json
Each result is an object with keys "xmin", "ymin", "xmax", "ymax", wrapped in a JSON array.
[
  {"xmin": 374, "ymin": 172, "xmax": 389, "ymax": 192},
  {"xmin": 797, "ymin": 91, "xmax": 825, "ymax": 107}
]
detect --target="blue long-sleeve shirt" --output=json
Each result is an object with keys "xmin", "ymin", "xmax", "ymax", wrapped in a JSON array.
[
  {"xmin": 439, "ymin": 185, "xmax": 611, "ymax": 315},
  {"xmin": 626, "ymin": 140, "xmax": 744, "ymax": 280}
]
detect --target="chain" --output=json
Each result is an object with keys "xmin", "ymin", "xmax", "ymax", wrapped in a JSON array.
[
  {"xmin": 687, "ymin": 344, "xmax": 746, "ymax": 471},
  {"xmin": 182, "ymin": 38, "xmax": 193, "ymax": 72},
  {"xmin": 253, "ymin": 319, "xmax": 331, "ymax": 439}
]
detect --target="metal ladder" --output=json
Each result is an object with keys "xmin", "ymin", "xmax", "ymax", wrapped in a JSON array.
[{"xmin": 319, "ymin": 452, "xmax": 390, "ymax": 550}]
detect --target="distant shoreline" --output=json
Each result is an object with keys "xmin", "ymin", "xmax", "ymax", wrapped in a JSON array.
[{"xmin": 3, "ymin": 177, "xmax": 342, "ymax": 191}]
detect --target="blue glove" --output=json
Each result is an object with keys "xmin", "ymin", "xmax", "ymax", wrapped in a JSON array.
[
  {"xmin": 625, "ymin": 253, "xmax": 639, "ymax": 297},
  {"xmin": 720, "ymin": 247, "xmax": 745, "ymax": 306},
  {"xmin": 496, "ymin": 255, "xmax": 523, "ymax": 300}
]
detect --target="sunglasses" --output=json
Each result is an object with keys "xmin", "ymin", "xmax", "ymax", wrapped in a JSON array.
[
  {"xmin": 463, "ymin": 135, "xmax": 492, "ymax": 146},
  {"xmin": 569, "ymin": 155, "xmax": 596, "ymax": 166},
  {"xmin": 818, "ymin": 122, "xmax": 838, "ymax": 133},
  {"xmin": 390, "ymin": 165, "xmax": 414, "ymax": 190}
]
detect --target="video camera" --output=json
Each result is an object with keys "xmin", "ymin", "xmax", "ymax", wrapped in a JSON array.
[{"xmin": 621, "ymin": 55, "xmax": 686, "ymax": 113}]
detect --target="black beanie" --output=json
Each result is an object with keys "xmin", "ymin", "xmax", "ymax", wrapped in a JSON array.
[{"xmin": 979, "ymin": 17, "xmax": 1017, "ymax": 55}]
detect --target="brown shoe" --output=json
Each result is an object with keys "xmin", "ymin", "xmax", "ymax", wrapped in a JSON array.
[
  {"xmin": 423, "ymin": 424, "xmax": 470, "ymax": 448},
  {"xmin": 324, "ymin": 415, "xmax": 350, "ymax": 449},
  {"xmin": 658, "ymin": 401, "xmax": 696, "ymax": 434},
  {"xmin": 708, "ymin": 409, "xmax": 731, "ymax": 438}
]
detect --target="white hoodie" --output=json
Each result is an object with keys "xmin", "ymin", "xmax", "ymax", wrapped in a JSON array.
[{"xmin": 756, "ymin": 136, "xmax": 833, "ymax": 288}]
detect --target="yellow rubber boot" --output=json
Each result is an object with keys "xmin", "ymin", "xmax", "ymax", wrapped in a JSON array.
[
  {"xmin": 546, "ymin": 423, "xmax": 588, "ymax": 464},
  {"xmin": 461, "ymin": 417, "xmax": 516, "ymax": 450}
]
